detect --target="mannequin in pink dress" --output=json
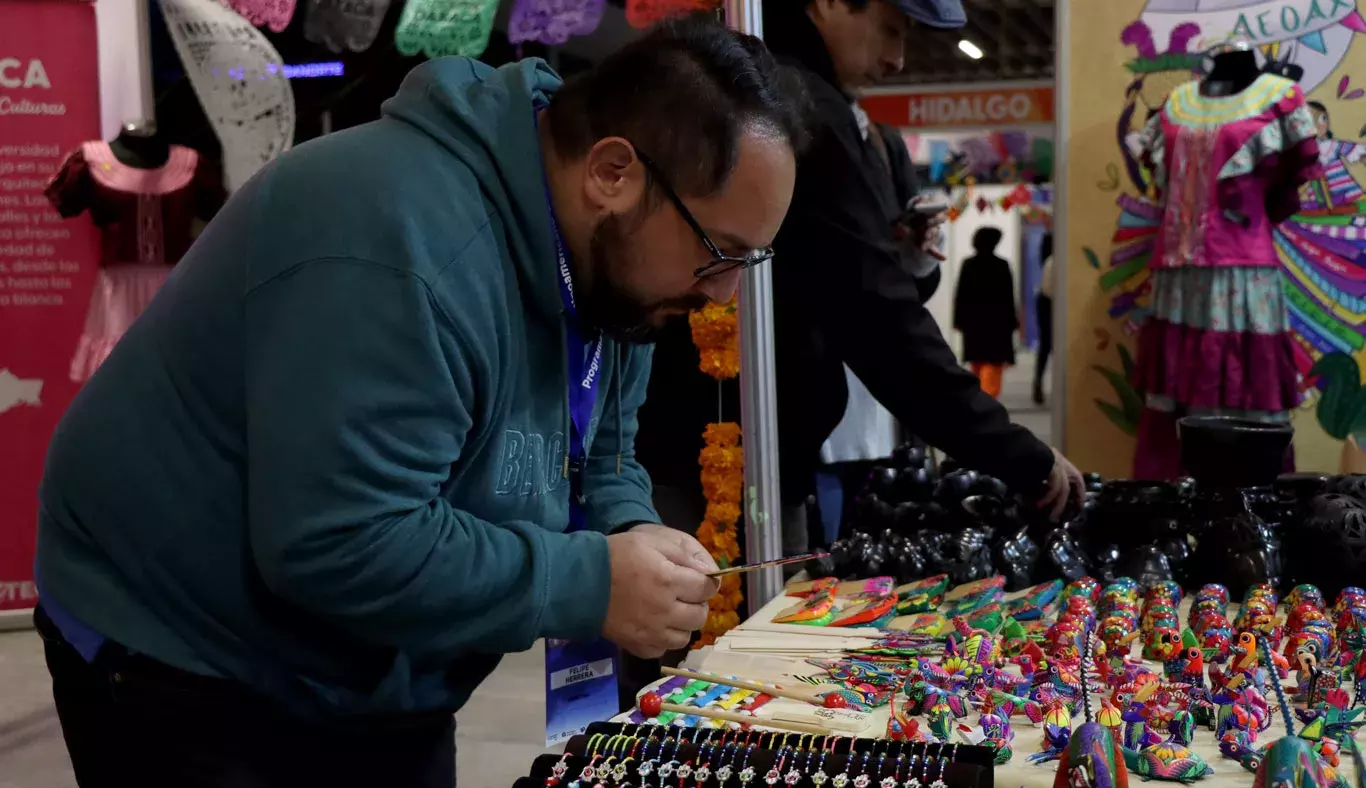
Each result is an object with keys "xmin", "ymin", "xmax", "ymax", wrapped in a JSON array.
[{"xmin": 45, "ymin": 121, "xmax": 224, "ymax": 382}]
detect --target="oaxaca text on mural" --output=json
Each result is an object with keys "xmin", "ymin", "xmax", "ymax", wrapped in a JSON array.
[{"xmin": 860, "ymin": 86, "xmax": 1055, "ymax": 129}]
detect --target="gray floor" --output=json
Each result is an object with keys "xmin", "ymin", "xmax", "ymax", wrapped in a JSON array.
[{"xmin": 0, "ymin": 355, "xmax": 1053, "ymax": 788}]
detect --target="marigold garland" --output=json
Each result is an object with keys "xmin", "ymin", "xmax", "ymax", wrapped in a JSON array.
[
  {"xmin": 690, "ymin": 297, "xmax": 743, "ymax": 647},
  {"xmin": 689, "ymin": 298, "xmax": 741, "ymax": 381}
]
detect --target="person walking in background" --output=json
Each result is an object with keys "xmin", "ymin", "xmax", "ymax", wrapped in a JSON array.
[
  {"xmin": 1034, "ymin": 232, "xmax": 1054, "ymax": 405},
  {"xmin": 954, "ymin": 226, "xmax": 1017, "ymax": 399}
]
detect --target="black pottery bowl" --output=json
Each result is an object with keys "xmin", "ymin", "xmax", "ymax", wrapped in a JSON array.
[{"xmin": 1178, "ymin": 416, "xmax": 1292, "ymax": 488}]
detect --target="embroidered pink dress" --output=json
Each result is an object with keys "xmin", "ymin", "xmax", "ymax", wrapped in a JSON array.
[
  {"xmin": 45, "ymin": 142, "xmax": 223, "ymax": 382},
  {"xmin": 1133, "ymin": 74, "xmax": 1321, "ymax": 479}
]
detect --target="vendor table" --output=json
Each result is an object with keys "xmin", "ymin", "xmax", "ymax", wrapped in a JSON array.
[{"xmin": 616, "ymin": 587, "xmax": 1363, "ymax": 788}]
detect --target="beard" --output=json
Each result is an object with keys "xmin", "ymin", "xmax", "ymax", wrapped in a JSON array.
[{"xmin": 576, "ymin": 211, "xmax": 709, "ymax": 344}]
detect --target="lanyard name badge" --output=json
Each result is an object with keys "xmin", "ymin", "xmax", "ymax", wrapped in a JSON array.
[
  {"xmin": 554, "ymin": 224, "xmax": 603, "ymax": 534},
  {"xmin": 545, "ymin": 206, "xmax": 617, "ymax": 747}
]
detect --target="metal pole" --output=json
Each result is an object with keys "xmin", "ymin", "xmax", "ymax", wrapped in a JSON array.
[
  {"xmin": 135, "ymin": 0, "xmax": 156, "ymax": 125},
  {"xmin": 1051, "ymin": 0, "xmax": 1069, "ymax": 452},
  {"xmin": 724, "ymin": 0, "xmax": 784, "ymax": 615}
]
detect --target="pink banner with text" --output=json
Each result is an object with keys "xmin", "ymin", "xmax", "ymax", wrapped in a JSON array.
[{"xmin": 0, "ymin": 0, "xmax": 100, "ymax": 611}]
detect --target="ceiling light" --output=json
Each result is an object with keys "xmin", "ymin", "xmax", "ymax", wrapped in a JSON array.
[{"xmin": 958, "ymin": 39, "xmax": 984, "ymax": 60}]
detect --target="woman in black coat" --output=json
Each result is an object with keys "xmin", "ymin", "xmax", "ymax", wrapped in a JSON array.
[{"xmin": 953, "ymin": 226, "xmax": 1018, "ymax": 398}]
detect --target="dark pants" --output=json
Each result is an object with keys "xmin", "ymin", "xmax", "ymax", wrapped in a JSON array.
[
  {"xmin": 1035, "ymin": 294, "xmax": 1053, "ymax": 399},
  {"xmin": 36, "ymin": 607, "xmax": 457, "ymax": 788}
]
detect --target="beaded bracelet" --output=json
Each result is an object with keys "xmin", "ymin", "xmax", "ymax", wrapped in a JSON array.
[
  {"xmin": 851, "ymin": 747, "xmax": 875, "ymax": 788},
  {"xmin": 810, "ymin": 740, "xmax": 833, "ymax": 787},
  {"xmin": 736, "ymin": 740, "xmax": 758, "ymax": 786}
]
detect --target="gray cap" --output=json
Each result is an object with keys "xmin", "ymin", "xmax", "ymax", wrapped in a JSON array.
[{"xmin": 894, "ymin": 0, "xmax": 966, "ymax": 29}]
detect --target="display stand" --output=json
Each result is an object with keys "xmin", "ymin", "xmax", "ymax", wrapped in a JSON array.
[{"xmin": 509, "ymin": 722, "xmax": 996, "ymax": 788}]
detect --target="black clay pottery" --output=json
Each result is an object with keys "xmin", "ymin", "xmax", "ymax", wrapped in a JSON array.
[
  {"xmin": 1242, "ymin": 485, "xmax": 1281, "ymax": 522},
  {"xmin": 1177, "ymin": 416, "xmax": 1292, "ymax": 488},
  {"xmin": 1275, "ymin": 473, "xmax": 1329, "ymax": 547},
  {"xmin": 1084, "ymin": 473, "xmax": 1105, "ymax": 493},
  {"xmin": 1120, "ymin": 543, "xmax": 1173, "ymax": 588},
  {"xmin": 804, "ymin": 553, "xmax": 836, "ymax": 580},
  {"xmin": 1325, "ymin": 474, "xmax": 1366, "ymax": 503},
  {"xmin": 894, "ymin": 467, "xmax": 935, "ymax": 502},
  {"xmin": 947, "ymin": 526, "xmax": 995, "ymax": 584},
  {"xmin": 892, "ymin": 443, "xmax": 928, "ymax": 468},
  {"xmin": 1302, "ymin": 494, "xmax": 1366, "ymax": 599},
  {"xmin": 1044, "ymin": 527, "xmax": 1090, "ymax": 581},
  {"xmin": 827, "ymin": 538, "xmax": 857, "ymax": 577},
  {"xmin": 1160, "ymin": 535, "xmax": 1194, "ymax": 587},
  {"xmin": 1091, "ymin": 480, "xmax": 1184, "ymax": 550},
  {"xmin": 934, "ymin": 469, "xmax": 979, "ymax": 507},
  {"xmin": 994, "ymin": 526, "xmax": 1041, "ymax": 590},
  {"xmin": 1189, "ymin": 489, "xmax": 1283, "ymax": 597},
  {"xmin": 893, "ymin": 543, "xmax": 928, "ymax": 584},
  {"xmin": 870, "ymin": 467, "xmax": 900, "ymax": 498}
]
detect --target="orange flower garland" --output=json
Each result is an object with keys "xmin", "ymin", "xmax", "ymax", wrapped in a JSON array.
[
  {"xmin": 689, "ymin": 298, "xmax": 741, "ymax": 381},
  {"xmin": 689, "ymin": 297, "xmax": 743, "ymax": 646}
]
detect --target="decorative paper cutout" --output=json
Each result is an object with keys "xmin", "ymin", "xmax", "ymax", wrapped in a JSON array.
[
  {"xmin": 394, "ymin": 0, "xmax": 500, "ymax": 59},
  {"xmin": 508, "ymin": 0, "xmax": 606, "ymax": 46},
  {"xmin": 625, "ymin": 0, "xmax": 720, "ymax": 30},
  {"xmin": 303, "ymin": 0, "xmax": 394, "ymax": 52},
  {"xmin": 216, "ymin": 0, "xmax": 296, "ymax": 32},
  {"xmin": 159, "ymin": 0, "xmax": 296, "ymax": 192}
]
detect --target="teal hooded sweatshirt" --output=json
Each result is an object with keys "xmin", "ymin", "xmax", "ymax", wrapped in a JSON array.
[{"xmin": 35, "ymin": 57, "xmax": 660, "ymax": 717}]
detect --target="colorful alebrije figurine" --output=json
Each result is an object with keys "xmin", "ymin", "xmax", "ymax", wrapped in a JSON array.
[
  {"xmin": 1052, "ymin": 628, "xmax": 1129, "ymax": 788},
  {"xmin": 927, "ymin": 701, "xmax": 955, "ymax": 742},
  {"xmin": 1122, "ymin": 735, "xmax": 1216, "ymax": 782},
  {"xmin": 1252, "ymin": 736, "xmax": 1329, "ymax": 788},
  {"xmin": 1029, "ymin": 703, "xmax": 1074, "ymax": 765},
  {"xmin": 1122, "ymin": 702, "xmax": 1162, "ymax": 752},
  {"xmin": 987, "ymin": 689, "xmax": 1044, "ymax": 723},
  {"xmin": 980, "ymin": 711, "xmax": 1014, "ymax": 764},
  {"xmin": 1144, "ymin": 626, "xmax": 1182, "ymax": 663},
  {"xmin": 1005, "ymin": 580, "xmax": 1065, "ymax": 621},
  {"xmin": 895, "ymin": 574, "xmax": 949, "ymax": 614},
  {"xmin": 1244, "ymin": 633, "xmax": 1346, "ymax": 787}
]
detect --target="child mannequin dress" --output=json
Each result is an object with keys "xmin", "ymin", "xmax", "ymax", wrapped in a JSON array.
[{"xmin": 45, "ymin": 141, "xmax": 223, "ymax": 382}]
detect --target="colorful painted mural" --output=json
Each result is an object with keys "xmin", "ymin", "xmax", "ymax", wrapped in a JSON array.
[{"xmin": 1064, "ymin": 0, "xmax": 1366, "ymax": 475}]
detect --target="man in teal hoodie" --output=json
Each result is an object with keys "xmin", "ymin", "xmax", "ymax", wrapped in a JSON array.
[{"xmin": 34, "ymin": 18, "xmax": 807, "ymax": 787}]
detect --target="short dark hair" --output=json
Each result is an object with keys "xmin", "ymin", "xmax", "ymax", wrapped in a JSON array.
[{"xmin": 547, "ymin": 15, "xmax": 810, "ymax": 199}]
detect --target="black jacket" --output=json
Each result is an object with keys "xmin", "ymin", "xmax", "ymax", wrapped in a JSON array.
[{"xmin": 765, "ymin": 9, "xmax": 1053, "ymax": 505}]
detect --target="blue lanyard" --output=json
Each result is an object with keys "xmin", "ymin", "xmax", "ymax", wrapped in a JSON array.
[{"xmin": 550, "ymin": 214, "xmax": 602, "ymax": 533}]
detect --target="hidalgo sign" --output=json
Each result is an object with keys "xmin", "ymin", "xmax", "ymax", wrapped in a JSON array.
[{"xmin": 861, "ymin": 85, "xmax": 1055, "ymax": 129}]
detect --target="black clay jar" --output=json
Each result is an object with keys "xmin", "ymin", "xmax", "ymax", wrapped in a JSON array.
[
  {"xmin": 1325, "ymin": 474, "xmax": 1366, "ymax": 503},
  {"xmin": 1120, "ymin": 543, "xmax": 1173, "ymax": 588},
  {"xmin": 1178, "ymin": 416, "xmax": 1292, "ymax": 488},
  {"xmin": 892, "ymin": 543, "xmax": 928, "ymax": 584},
  {"xmin": 1091, "ymin": 480, "xmax": 1184, "ymax": 551},
  {"xmin": 1044, "ymin": 526, "xmax": 1091, "ymax": 582},
  {"xmin": 994, "ymin": 526, "xmax": 1041, "ymax": 590},
  {"xmin": 1276, "ymin": 473, "xmax": 1329, "ymax": 586},
  {"xmin": 1189, "ymin": 489, "xmax": 1283, "ymax": 597},
  {"xmin": 1302, "ymin": 493, "xmax": 1366, "ymax": 599},
  {"xmin": 946, "ymin": 526, "xmax": 994, "ymax": 584}
]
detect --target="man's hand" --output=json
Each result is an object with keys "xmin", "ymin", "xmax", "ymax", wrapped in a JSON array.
[
  {"xmin": 1037, "ymin": 447, "xmax": 1085, "ymax": 520},
  {"xmin": 601, "ymin": 525, "xmax": 720, "ymax": 658},
  {"xmin": 895, "ymin": 196, "xmax": 948, "ymax": 262}
]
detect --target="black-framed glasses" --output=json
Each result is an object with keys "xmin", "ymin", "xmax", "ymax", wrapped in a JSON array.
[{"xmin": 631, "ymin": 146, "xmax": 776, "ymax": 279}]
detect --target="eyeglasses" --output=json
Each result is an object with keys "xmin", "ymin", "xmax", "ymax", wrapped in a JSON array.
[{"xmin": 631, "ymin": 145, "xmax": 776, "ymax": 279}]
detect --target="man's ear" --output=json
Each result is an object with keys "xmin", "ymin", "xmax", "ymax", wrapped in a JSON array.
[{"xmin": 583, "ymin": 137, "xmax": 646, "ymax": 216}]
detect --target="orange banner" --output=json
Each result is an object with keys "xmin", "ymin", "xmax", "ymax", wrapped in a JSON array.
[{"xmin": 861, "ymin": 86, "xmax": 1054, "ymax": 129}]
